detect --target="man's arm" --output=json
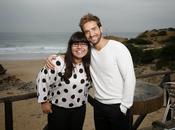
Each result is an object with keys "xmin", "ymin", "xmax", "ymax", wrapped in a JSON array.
[{"xmin": 117, "ymin": 44, "xmax": 136, "ymax": 112}]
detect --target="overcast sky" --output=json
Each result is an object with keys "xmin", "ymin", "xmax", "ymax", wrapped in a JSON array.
[{"xmin": 0, "ymin": 0, "xmax": 175, "ymax": 33}]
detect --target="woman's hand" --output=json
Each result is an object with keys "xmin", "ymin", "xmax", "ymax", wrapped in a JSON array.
[
  {"xmin": 45, "ymin": 54, "xmax": 57, "ymax": 70},
  {"xmin": 41, "ymin": 101, "xmax": 52, "ymax": 114}
]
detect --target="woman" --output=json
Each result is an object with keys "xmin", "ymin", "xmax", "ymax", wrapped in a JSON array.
[{"xmin": 36, "ymin": 31, "xmax": 91, "ymax": 130}]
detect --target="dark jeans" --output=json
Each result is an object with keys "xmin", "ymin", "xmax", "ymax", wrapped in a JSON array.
[
  {"xmin": 48, "ymin": 104, "xmax": 86, "ymax": 130},
  {"xmin": 94, "ymin": 99, "xmax": 132, "ymax": 130}
]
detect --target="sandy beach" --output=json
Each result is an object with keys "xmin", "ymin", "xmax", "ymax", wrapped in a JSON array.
[{"xmin": 0, "ymin": 59, "xmax": 164, "ymax": 130}]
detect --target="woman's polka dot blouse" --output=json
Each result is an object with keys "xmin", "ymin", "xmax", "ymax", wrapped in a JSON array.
[{"xmin": 36, "ymin": 56, "xmax": 91, "ymax": 108}]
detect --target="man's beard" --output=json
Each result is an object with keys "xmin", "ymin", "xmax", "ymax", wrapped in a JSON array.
[{"xmin": 90, "ymin": 32, "xmax": 102, "ymax": 47}]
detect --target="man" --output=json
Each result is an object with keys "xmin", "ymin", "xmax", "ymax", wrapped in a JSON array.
[{"xmin": 47, "ymin": 13, "xmax": 136, "ymax": 130}]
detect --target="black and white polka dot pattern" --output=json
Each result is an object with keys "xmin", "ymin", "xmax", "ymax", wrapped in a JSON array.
[{"xmin": 36, "ymin": 56, "xmax": 91, "ymax": 108}]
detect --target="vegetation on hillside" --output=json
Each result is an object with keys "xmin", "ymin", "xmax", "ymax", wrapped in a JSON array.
[{"xmin": 108, "ymin": 28, "xmax": 175, "ymax": 70}]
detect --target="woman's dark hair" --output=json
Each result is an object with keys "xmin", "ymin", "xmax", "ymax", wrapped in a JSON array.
[{"xmin": 63, "ymin": 31, "xmax": 91, "ymax": 81}]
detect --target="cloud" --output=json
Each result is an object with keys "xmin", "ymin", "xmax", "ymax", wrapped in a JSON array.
[{"xmin": 0, "ymin": 0, "xmax": 175, "ymax": 32}]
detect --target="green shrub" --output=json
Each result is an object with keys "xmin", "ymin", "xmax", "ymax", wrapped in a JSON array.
[
  {"xmin": 138, "ymin": 33, "xmax": 147, "ymax": 38},
  {"xmin": 159, "ymin": 43, "xmax": 175, "ymax": 60},
  {"xmin": 157, "ymin": 31, "xmax": 167, "ymax": 36},
  {"xmin": 156, "ymin": 61, "xmax": 175, "ymax": 70},
  {"xmin": 138, "ymin": 48, "xmax": 161, "ymax": 64},
  {"xmin": 164, "ymin": 36, "xmax": 175, "ymax": 43},
  {"xmin": 168, "ymin": 28, "xmax": 175, "ymax": 31},
  {"xmin": 155, "ymin": 43, "xmax": 175, "ymax": 70},
  {"xmin": 125, "ymin": 44, "xmax": 143, "ymax": 65},
  {"xmin": 127, "ymin": 38, "xmax": 152, "ymax": 45}
]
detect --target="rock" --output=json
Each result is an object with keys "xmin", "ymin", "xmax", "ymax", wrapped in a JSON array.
[
  {"xmin": 0, "ymin": 64, "xmax": 7, "ymax": 75},
  {"xmin": 0, "ymin": 74, "xmax": 23, "ymax": 91},
  {"xmin": 0, "ymin": 73, "xmax": 35, "ymax": 92}
]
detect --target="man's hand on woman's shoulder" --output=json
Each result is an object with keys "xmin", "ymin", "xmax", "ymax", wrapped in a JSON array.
[{"xmin": 45, "ymin": 54, "xmax": 57, "ymax": 70}]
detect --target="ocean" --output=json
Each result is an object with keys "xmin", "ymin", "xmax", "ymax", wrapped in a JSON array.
[{"xmin": 0, "ymin": 32, "xmax": 139, "ymax": 60}]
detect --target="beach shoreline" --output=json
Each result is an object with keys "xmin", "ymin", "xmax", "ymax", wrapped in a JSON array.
[{"xmin": 0, "ymin": 53, "xmax": 53, "ymax": 61}]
